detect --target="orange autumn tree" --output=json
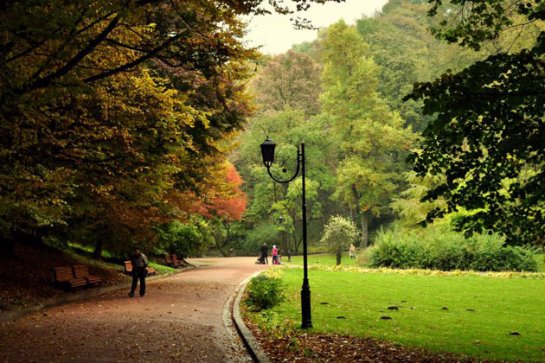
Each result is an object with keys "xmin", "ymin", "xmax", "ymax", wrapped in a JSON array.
[
  {"xmin": 210, "ymin": 162, "xmax": 247, "ymax": 222},
  {"xmin": 209, "ymin": 161, "xmax": 247, "ymax": 256},
  {"xmin": 158, "ymin": 160, "xmax": 247, "ymax": 257}
]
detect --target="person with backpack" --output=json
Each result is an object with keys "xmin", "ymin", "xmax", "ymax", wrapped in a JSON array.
[{"xmin": 128, "ymin": 248, "xmax": 149, "ymax": 297}]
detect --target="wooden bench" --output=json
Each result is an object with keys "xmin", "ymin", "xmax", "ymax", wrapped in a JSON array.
[
  {"xmin": 52, "ymin": 266, "xmax": 88, "ymax": 290},
  {"xmin": 73, "ymin": 265, "xmax": 102, "ymax": 285},
  {"xmin": 123, "ymin": 260, "xmax": 156, "ymax": 276}
]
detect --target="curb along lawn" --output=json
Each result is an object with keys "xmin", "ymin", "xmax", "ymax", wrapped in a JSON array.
[{"xmin": 247, "ymin": 262, "xmax": 545, "ymax": 362}]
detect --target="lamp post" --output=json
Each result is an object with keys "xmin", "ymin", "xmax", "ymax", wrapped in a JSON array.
[{"xmin": 260, "ymin": 137, "xmax": 312, "ymax": 329}]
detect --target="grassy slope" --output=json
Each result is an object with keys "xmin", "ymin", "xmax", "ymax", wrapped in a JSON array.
[
  {"xmin": 263, "ymin": 258, "xmax": 545, "ymax": 361},
  {"xmin": 0, "ymin": 242, "xmax": 177, "ymax": 310}
]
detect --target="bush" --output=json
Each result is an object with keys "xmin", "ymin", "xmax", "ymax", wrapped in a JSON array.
[
  {"xmin": 319, "ymin": 215, "xmax": 358, "ymax": 265},
  {"xmin": 157, "ymin": 218, "xmax": 213, "ymax": 258},
  {"xmin": 245, "ymin": 274, "xmax": 285, "ymax": 311},
  {"xmin": 365, "ymin": 225, "xmax": 538, "ymax": 272}
]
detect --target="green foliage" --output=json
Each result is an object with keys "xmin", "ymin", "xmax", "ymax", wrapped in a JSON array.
[
  {"xmin": 240, "ymin": 222, "xmax": 280, "ymax": 256},
  {"xmin": 236, "ymin": 108, "xmax": 331, "ymax": 253},
  {"xmin": 1, "ymin": 0, "xmax": 344, "ymax": 257},
  {"xmin": 366, "ymin": 225, "xmax": 538, "ymax": 272},
  {"xmin": 356, "ymin": 0, "xmax": 481, "ymax": 132},
  {"xmin": 157, "ymin": 218, "xmax": 213, "ymax": 259},
  {"xmin": 320, "ymin": 20, "xmax": 418, "ymax": 246},
  {"xmin": 245, "ymin": 274, "xmax": 286, "ymax": 311},
  {"xmin": 251, "ymin": 50, "xmax": 321, "ymax": 116},
  {"xmin": 390, "ymin": 172, "xmax": 447, "ymax": 227},
  {"xmin": 407, "ymin": 0, "xmax": 545, "ymax": 246},
  {"xmin": 319, "ymin": 216, "xmax": 357, "ymax": 265}
]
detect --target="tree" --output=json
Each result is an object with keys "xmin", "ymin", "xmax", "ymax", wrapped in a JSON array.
[
  {"xmin": 0, "ymin": 0, "xmax": 344, "ymax": 255},
  {"xmin": 208, "ymin": 162, "xmax": 248, "ymax": 256},
  {"xmin": 319, "ymin": 215, "xmax": 357, "ymax": 265},
  {"xmin": 320, "ymin": 21, "xmax": 418, "ymax": 246},
  {"xmin": 251, "ymin": 50, "xmax": 322, "ymax": 116},
  {"xmin": 407, "ymin": 0, "xmax": 545, "ymax": 246},
  {"xmin": 355, "ymin": 0, "xmax": 482, "ymax": 132},
  {"xmin": 236, "ymin": 108, "xmax": 333, "ymax": 253}
]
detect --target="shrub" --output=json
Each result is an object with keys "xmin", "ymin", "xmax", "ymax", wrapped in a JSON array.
[
  {"xmin": 245, "ymin": 274, "xmax": 285, "ymax": 311},
  {"xmin": 157, "ymin": 218, "xmax": 212, "ymax": 258},
  {"xmin": 319, "ymin": 215, "xmax": 358, "ymax": 265},
  {"xmin": 365, "ymin": 225, "xmax": 538, "ymax": 272}
]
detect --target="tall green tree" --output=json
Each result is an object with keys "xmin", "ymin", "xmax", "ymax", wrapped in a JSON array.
[{"xmin": 319, "ymin": 21, "xmax": 417, "ymax": 247}]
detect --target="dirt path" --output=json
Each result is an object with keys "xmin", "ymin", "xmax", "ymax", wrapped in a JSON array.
[{"xmin": 0, "ymin": 257, "xmax": 268, "ymax": 363}]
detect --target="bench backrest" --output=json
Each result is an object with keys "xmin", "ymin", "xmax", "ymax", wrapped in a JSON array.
[
  {"xmin": 53, "ymin": 266, "xmax": 74, "ymax": 282},
  {"xmin": 123, "ymin": 260, "xmax": 132, "ymax": 273},
  {"xmin": 165, "ymin": 254, "xmax": 173, "ymax": 264},
  {"xmin": 171, "ymin": 254, "xmax": 179, "ymax": 263},
  {"xmin": 72, "ymin": 264, "xmax": 90, "ymax": 278}
]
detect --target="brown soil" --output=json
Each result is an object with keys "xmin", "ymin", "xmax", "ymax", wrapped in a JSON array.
[{"xmin": 0, "ymin": 257, "xmax": 267, "ymax": 362}]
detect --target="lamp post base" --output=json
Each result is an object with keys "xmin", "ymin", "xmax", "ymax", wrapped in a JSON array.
[{"xmin": 301, "ymin": 279, "xmax": 312, "ymax": 329}]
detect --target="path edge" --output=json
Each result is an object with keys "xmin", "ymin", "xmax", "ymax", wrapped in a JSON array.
[{"xmin": 230, "ymin": 271, "xmax": 271, "ymax": 363}]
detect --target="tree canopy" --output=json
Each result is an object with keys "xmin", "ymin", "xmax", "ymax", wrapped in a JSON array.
[
  {"xmin": 407, "ymin": 0, "xmax": 545, "ymax": 246},
  {"xmin": 0, "ymin": 0, "xmax": 343, "ymax": 256}
]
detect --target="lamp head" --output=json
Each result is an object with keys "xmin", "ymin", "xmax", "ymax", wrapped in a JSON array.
[{"xmin": 260, "ymin": 137, "xmax": 276, "ymax": 168}]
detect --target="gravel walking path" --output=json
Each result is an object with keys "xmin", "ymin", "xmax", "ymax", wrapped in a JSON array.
[{"xmin": 0, "ymin": 257, "xmax": 267, "ymax": 363}]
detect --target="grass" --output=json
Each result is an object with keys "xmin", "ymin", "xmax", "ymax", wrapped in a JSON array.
[
  {"xmin": 148, "ymin": 261, "xmax": 177, "ymax": 274},
  {"xmin": 67, "ymin": 242, "xmax": 176, "ymax": 274},
  {"xmin": 254, "ymin": 266, "xmax": 545, "ymax": 362},
  {"xmin": 287, "ymin": 252, "xmax": 358, "ymax": 267}
]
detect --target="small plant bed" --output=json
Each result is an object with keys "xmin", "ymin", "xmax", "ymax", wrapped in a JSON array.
[{"xmin": 243, "ymin": 267, "xmax": 545, "ymax": 362}]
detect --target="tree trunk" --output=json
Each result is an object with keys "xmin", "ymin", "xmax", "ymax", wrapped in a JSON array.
[
  {"xmin": 336, "ymin": 248, "xmax": 342, "ymax": 265},
  {"xmin": 360, "ymin": 212, "xmax": 369, "ymax": 248},
  {"xmin": 351, "ymin": 183, "xmax": 369, "ymax": 248}
]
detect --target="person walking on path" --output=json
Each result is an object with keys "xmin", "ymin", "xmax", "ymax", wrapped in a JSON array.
[
  {"xmin": 272, "ymin": 244, "xmax": 280, "ymax": 265},
  {"xmin": 128, "ymin": 248, "xmax": 149, "ymax": 297},
  {"xmin": 349, "ymin": 243, "xmax": 356, "ymax": 260},
  {"xmin": 260, "ymin": 243, "xmax": 268, "ymax": 264}
]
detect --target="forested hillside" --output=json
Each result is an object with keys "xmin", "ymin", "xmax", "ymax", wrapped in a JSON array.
[{"xmin": 235, "ymin": 0, "xmax": 545, "ymax": 255}]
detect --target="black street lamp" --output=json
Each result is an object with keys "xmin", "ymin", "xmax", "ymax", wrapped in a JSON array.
[{"xmin": 260, "ymin": 137, "xmax": 312, "ymax": 329}]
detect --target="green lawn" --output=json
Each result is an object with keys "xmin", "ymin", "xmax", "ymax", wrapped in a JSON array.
[
  {"xmin": 286, "ymin": 253, "xmax": 358, "ymax": 267},
  {"xmin": 257, "ymin": 266, "xmax": 545, "ymax": 362}
]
